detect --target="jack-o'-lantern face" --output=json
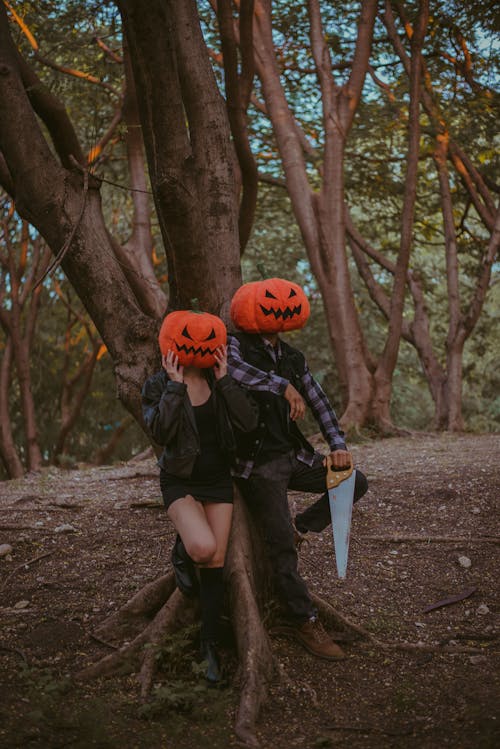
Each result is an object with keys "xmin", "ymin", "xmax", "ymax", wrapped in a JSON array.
[
  {"xmin": 230, "ymin": 278, "xmax": 310, "ymax": 333},
  {"xmin": 158, "ymin": 310, "xmax": 226, "ymax": 368}
]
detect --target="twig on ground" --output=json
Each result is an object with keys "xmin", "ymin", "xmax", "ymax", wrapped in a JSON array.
[
  {"xmin": 1, "ymin": 550, "xmax": 56, "ymax": 592},
  {"xmin": 0, "ymin": 643, "xmax": 29, "ymax": 664},
  {"xmin": 88, "ymin": 632, "xmax": 119, "ymax": 650},
  {"xmin": 360, "ymin": 535, "xmax": 500, "ymax": 544},
  {"xmin": 372, "ymin": 641, "xmax": 490, "ymax": 655},
  {"xmin": 422, "ymin": 587, "xmax": 477, "ymax": 613}
]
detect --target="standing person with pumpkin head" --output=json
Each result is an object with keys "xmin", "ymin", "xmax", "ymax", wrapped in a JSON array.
[
  {"xmin": 227, "ymin": 278, "xmax": 368, "ymax": 661},
  {"xmin": 142, "ymin": 310, "xmax": 258, "ymax": 684}
]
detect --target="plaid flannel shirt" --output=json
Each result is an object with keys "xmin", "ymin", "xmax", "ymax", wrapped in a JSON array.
[{"xmin": 227, "ymin": 334, "xmax": 347, "ymax": 478}]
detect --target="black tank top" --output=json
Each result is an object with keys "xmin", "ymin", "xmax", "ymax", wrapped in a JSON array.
[{"xmin": 190, "ymin": 393, "xmax": 228, "ymax": 480}]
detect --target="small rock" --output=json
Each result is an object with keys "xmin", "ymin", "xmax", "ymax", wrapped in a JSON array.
[
  {"xmin": 0, "ymin": 544, "xmax": 13, "ymax": 558},
  {"xmin": 54, "ymin": 524, "xmax": 77, "ymax": 534},
  {"xmin": 14, "ymin": 600, "xmax": 30, "ymax": 609},
  {"xmin": 476, "ymin": 604, "xmax": 490, "ymax": 615},
  {"xmin": 458, "ymin": 556, "xmax": 472, "ymax": 568},
  {"xmin": 469, "ymin": 655, "xmax": 487, "ymax": 665}
]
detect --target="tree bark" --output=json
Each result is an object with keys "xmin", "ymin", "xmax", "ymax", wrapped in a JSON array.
[
  {"xmin": 118, "ymin": 0, "xmax": 241, "ymax": 318},
  {"xmin": 217, "ymin": 0, "xmax": 258, "ymax": 253},
  {"xmin": 0, "ymin": 4, "xmax": 159, "ymax": 425},
  {"xmin": 0, "ymin": 220, "xmax": 50, "ymax": 473},
  {"xmin": 381, "ymin": 1, "xmax": 499, "ymax": 431},
  {"xmin": 252, "ymin": 0, "xmax": 378, "ymax": 431},
  {"xmin": 371, "ymin": 0, "xmax": 429, "ymax": 431},
  {"xmin": 111, "ymin": 39, "xmax": 167, "ymax": 320},
  {"xmin": 0, "ymin": 338, "xmax": 24, "ymax": 478}
]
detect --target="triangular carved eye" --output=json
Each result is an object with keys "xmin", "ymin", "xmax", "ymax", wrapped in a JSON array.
[
  {"xmin": 181, "ymin": 325, "xmax": 193, "ymax": 340},
  {"xmin": 203, "ymin": 329, "xmax": 216, "ymax": 341},
  {"xmin": 288, "ymin": 288, "xmax": 297, "ymax": 297},
  {"xmin": 265, "ymin": 290, "xmax": 277, "ymax": 299}
]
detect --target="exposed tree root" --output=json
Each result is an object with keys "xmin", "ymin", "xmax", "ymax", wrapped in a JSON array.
[
  {"xmin": 76, "ymin": 492, "xmax": 366, "ymax": 747},
  {"xmin": 311, "ymin": 593, "xmax": 374, "ymax": 642},
  {"xmin": 77, "ymin": 587, "xmax": 196, "ymax": 683},
  {"xmin": 93, "ymin": 572, "xmax": 176, "ymax": 642},
  {"xmin": 226, "ymin": 495, "xmax": 276, "ymax": 747},
  {"xmin": 137, "ymin": 589, "xmax": 198, "ymax": 697}
]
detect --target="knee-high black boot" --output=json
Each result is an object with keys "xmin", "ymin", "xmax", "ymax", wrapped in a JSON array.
[
  {"xmin": 171, "ymin": 535, "xmax": 199, "ymax": 597},
  {"xmin": 199, "ymin": 566, "xmax": 225, "ymax": 684}
]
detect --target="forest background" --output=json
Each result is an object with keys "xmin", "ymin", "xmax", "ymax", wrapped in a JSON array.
[{"xmin": 0, "ymin": 0, "xmax": 498, "ymax": 481}]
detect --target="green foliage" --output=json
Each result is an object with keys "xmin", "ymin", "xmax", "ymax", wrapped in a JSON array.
[
  {"xmin": 2, "ymin": 0, "xmax": 498, "ymax": 477},
  {"xmin": 29, "ymin": 285, "xmax": 148, "ymax": 464},
  {"xmin": 244, "ymin": 183, "xmax": 499, "ymax": 433},
  {"xmin": 137, "ymin": 627, "xmax": 230, "ymax": 722}
]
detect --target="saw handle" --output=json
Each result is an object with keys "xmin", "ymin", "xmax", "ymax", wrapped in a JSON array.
[{"xmin": 326, "ymin": 453, "xmax": 354, "ymax": 490}]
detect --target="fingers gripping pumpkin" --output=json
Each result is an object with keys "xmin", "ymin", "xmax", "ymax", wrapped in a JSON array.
[
  {"xmin": 159, "ymin": 310, "xmax": 227, "ymax": 368},
  {"xmin": 230, "ymin": 278, "xmax": 310, "ymax": 334}
]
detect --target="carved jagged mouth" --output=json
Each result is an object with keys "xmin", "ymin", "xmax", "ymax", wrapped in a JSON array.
[
  {"xmin": 175, "ymin": 343, "xmax": 216, "ymax": 357},
  {"xmin": 259, "ymin": 304, "xmax": 302, "ymax": 320}
]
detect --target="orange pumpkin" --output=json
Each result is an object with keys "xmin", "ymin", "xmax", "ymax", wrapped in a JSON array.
[
  {"xmin": 230, "ymin": 278, "xmax": 310, "ymax": 333},
  {"xmin": 158, "ymin": 310, "xmax": 227, "ymax": 368}
]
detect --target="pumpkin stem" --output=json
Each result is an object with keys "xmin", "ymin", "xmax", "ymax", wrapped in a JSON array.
[
  {"xmin": 256, "ymin": 263, "xmax": 268, "ymax": 279},
  {"xmin": 190, "ymin": 298, "xmax": 201, "ymax": 313}
]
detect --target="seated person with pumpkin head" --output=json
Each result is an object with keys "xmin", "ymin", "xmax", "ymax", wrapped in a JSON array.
[
  {"xmin": 227, "ymin": 277, "xmax": 368, "ymax": 661},
  {"xmin": 141, "ymin": 310, "xmax": 258, "ymax": 684}
]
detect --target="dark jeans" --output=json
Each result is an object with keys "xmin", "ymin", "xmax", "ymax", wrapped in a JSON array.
[{"xmin": 236, "ymin": 451, "xmax": 368, "ymax": 622}]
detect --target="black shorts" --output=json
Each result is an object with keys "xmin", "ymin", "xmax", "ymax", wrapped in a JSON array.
[{"xmin": 159, "ymin": 469, "xmax": 233, "ymax": 510}]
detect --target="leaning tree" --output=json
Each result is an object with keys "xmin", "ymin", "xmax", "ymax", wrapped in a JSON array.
[
  {"xmin": 3, "ymin": 0, "xmax": 497, "ymax": 743},
  {"xmin": 210, "ymin": 0, "xmax": 499, "ymax": 433},
  {"xmin": 0, "ymin": 0, "xmax": 368, "ymax": 744}
]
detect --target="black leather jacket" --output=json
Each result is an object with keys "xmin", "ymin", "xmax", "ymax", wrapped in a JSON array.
[{"xmin": 141, "ymin": 369, "xmax": 259, "ymax": 477}]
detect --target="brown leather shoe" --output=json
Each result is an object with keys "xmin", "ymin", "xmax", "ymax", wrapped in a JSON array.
[{"xmin": 288, "ymin": 617, "xmax": 346, "ymax": 660}]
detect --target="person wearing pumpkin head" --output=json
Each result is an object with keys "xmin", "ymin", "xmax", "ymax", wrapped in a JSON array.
[
  {"xmin": 141, "ymin": 310, "xmax": 259, "ymax": 684},
  {"xmin": 227, "ymin": 278, "xmax": 368, "ymax": 661}
]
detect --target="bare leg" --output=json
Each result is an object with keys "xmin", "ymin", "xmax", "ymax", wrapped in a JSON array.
[
  {"xmin": 167, "ymin": 496, "xmax": 233, "ymax": 567},
  {"xmin": 167, "ymin": 494, "xmax": 217, "ymax": 565},
  {"xmin": 201, "ymin": 502, "xmax": 233, "ymax": 567}
]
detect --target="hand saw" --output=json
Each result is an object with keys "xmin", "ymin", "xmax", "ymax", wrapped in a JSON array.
[{"xmin": 326, "ymin": 455, "xmax": 356, "ymax": 579}]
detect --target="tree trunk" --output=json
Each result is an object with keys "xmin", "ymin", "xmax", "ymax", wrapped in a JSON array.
[
  {"xmin": 77, "ymin": 488, "xmax": 362, "ymax": 747},
  {"xmin": 371, "ymin": 0, "xmax": 429, "ymax": 432},
  {"xmin": 0, "ymin": 3, "xmax": 369, "ymax": 743},
  {"xmin": 0, "ymin": 338, "xmax": 24, "ymax": 478},
  {"xmin": 54, "ymin": 340, "xmax": 101, "ymax": 459},
  {"xmin": 381, "ymin": 1, "xmax": 498, "ymax": 432},
  {"xmin": 118, "ymin": 0, "xmax": 242, "ymax": 317},
  {"xmin": 111, "ymin": 39, "xmax": 167, "ymax": 320},
  {"xmin": 93, "ymin": 415, "xmax": 134, "ymax": 465},
  {"xmin": 252, "ymin": 0, "xmax": 378, "ymax": 431}
]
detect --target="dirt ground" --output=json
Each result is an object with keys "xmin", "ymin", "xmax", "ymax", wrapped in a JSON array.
[{"xmin": 0, "ymin": 432, "xmax": 499, "ymax": 749}]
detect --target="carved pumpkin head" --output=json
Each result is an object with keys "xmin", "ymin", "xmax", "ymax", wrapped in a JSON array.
[
  {"xmin": 230, "ymin": 278, "xmax": 310, "ymax": 334},
  {"xmin": 158, "ymin": 310, "xmax": 227, "ymax": 368}
]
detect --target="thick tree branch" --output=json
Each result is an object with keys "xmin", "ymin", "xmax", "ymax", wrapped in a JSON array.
[{"xmin": 218, "ymin": 0, "xmax": 258, "ymax": 253}]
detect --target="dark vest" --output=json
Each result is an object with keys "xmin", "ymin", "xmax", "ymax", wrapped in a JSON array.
[{"xmin": 232, "ymin": 332, "xmax": 315, "ymax": 463}]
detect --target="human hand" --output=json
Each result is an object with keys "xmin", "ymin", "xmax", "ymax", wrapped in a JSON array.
[
  {"xmin": 284, "ymin": 383, "xmax": 306, "ymax": 420},
  {"xmin": 213, "ymin": 345, "xmax": 228, "ymax": 380},
  {"xmin": 163, "ymin": 351, "xmax": 184, "ymax": 382},
  {"xmin": 323, "ymin": 450, "xmax": 352, "ymax": 470}
]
